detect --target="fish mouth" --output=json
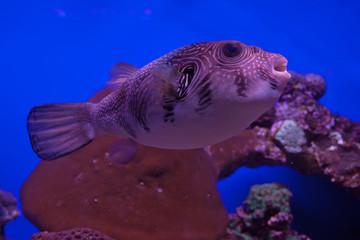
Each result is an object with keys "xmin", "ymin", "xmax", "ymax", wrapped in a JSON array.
[{"xmin": 272, "ymin": 57, "xmax": 291, "ymax": 80}]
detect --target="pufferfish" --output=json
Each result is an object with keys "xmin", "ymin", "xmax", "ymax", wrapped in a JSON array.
[{"xmin": 27, "ymin": 40, "xmax": 290, "ymax": 161}]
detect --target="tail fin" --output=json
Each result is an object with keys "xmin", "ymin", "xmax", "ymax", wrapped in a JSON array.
[{"xmin": 27, "ymin": 102, "xmax": 95, "ymax": 161}]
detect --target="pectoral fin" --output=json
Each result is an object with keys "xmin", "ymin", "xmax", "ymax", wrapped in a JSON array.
[
  {"xmin": 107, "ymin": 138, "xmax": 139, "ymax": 164},
  {"xmin": 151, "ymin": 64, "xmax": 182, "ymax": 83},
  {"xmin": 150, "ymin": 64, "xmax": 182, "ymax": 100}
]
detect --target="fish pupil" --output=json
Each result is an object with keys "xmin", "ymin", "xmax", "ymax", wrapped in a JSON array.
[{"xmin": 223, "ymin": 43, "xmax": 241, "ymax": 57}]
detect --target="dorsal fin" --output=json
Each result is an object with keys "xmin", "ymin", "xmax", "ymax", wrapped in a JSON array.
[{"xmin": 106, "ymin": 62, "xmax": 139, "ymax": 90}]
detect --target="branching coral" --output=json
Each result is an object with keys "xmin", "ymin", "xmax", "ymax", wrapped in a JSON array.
[
  {"xmin": 31, "ymin": 228, "xmax": 114, "ymax": 240},
  {"xmin": 224, "ymin": 183, "xmax": 310, "ymax": 240},
  {"xmin": 0, "ymin": 189, "xmax": 21, "ymax": 240}
]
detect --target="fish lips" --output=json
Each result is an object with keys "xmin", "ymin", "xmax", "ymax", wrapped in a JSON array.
[{"xmin": 271, "ymin": 57, "xmax": 291, "ymax": 89}]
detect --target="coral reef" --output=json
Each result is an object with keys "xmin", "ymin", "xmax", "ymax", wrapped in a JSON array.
[
  {"xmin": 31, "ymin": 228, "xmax": 114, "ymax": 240},
  {"xmin": 21, "ymin": 72, "xmax": 360, "ymax": 239},
  {"xmin": 223, "ymin": 183, "xmax": 310, "ymax": 240},
  {"xmin": 0, "ymin": 189, "xmax": 21, "ymax": 240},
  {"xmin": 209, "ymin": 71, "xmax": 360, "ymax": 198}
]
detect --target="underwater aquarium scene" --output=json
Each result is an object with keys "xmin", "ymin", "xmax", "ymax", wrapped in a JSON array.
[{"xmin": 1, "ymin": 0, "xmax": 360, "ymax": 239}]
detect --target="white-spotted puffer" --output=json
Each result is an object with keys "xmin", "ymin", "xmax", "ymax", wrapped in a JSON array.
[{"xmin": 27, "ymin": 41, "xmax": 290, "ymax": 161}]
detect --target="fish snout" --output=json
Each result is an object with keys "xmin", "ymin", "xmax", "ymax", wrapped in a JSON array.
[{"xmin": 270, "ymin": 54, "xmax": 291, "ymax": 86}]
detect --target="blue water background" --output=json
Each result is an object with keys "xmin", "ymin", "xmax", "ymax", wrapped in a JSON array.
[{"xmin": 1, "ymin": 1, "xmax": 359, "ymax": 239}]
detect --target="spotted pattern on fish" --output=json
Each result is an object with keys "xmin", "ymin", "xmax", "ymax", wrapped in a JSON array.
[
  {"xmin": 258, "ymin": 67, "xmax": 279, "ymax": 90},
  {"xmin": 26, "ymin": 40, "xmax": 291, "ymax": 161},
  {"xmin": 235, "ymin": 72, "xmax": 248, "ymax": 97},
  {"xmin": 170, "ymin": 42, "xmax": 261, "ymax": 104},
  {"xmin": 127, "ymin": 74, "xmax": 154, "ymax": 134}
]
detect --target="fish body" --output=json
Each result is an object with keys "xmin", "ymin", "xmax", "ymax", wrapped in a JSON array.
[{"xmin": 27, "ymin": 41, "xmax": 290, "ymax": 161}]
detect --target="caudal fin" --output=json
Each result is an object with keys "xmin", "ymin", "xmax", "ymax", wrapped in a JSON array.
[{"xmin": 27, "ymin": 102, "xmax": 95, "ymax": 161}]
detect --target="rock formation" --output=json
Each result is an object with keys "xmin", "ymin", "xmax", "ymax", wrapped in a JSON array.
[
  {"xmin": 209, "ymin": 72, "xmax": 360, "ymax": 198},
  {"xmin": 21, "ymin": 72, "xmax": 360, "ymax": 239},
  {"xmin": 30, "ymin": 183, "xmax": 310, "ymax": 240}
]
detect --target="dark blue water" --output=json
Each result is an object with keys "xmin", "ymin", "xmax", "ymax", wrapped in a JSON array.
[{"xmin": 1, "ymin": 1, "xmax": 359, "ymax": 239}]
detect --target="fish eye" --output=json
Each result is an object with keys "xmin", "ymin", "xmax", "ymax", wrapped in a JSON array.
[{"xmin": 223, "ymin": 43, "xmax": 241, "ymax": 57}]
